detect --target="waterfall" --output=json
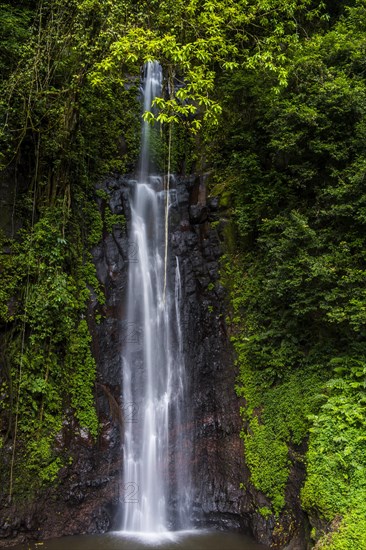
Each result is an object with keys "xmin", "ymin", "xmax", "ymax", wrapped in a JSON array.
[{"xmin": 121, "ymin": 61, "xmax": 191, "ymax": 533}]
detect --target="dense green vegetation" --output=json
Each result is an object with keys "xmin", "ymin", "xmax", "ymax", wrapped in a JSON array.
[
  {"xmin": 0, "ymin": 0, "xmax": 140, "ymax": 500},
  {"xmin": 1, "ymin": 0, "xmax": 365, "ymax": 548},
  {"xmin": 216, "ymin": 2, "xmax": 366, "ymax": 547}
]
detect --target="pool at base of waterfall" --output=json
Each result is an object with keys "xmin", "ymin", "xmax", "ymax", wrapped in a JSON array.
[{"xmin": 12, "ymin": 530, "xmax": 269, "ymax": 549}]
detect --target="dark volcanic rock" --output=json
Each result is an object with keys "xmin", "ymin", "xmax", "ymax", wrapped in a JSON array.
[
  {"xmin": 0, "ymin": 421, "xmax": 122, "ymax": 547},
  {"xmin": 170, "ymin": 178, "xmax": 251, "ymax": 532},
  {"xmin": 189, "ymin": 204, "xmax": 208, "ymax": 224}
]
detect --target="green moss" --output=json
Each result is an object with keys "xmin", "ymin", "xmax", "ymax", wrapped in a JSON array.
[
  {"xmin": 66, "ymin": 320, "xmax": 98, "ymax": 437},
  {"xmin": 237, "ymin": 364, "xmax": 324, "ymax": 514},
  {"xmin": 243, "ymin": 417, "xmax": 288, "ymax": 513},
  {"xmin": 104, "ymin": 209, "xmax": 126, "ymax": 234},
  {"xmin": 258, "ymin": 506, "xmax": 273, "ymax": 519},
  {"xmin": 219, "ymin": 189, "xmax": 232, "ymax": 209}
]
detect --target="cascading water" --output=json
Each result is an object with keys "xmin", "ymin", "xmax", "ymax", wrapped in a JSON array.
[{"xmin": 121, "ymin": 61, "xmax": 191, "ymax": 534}]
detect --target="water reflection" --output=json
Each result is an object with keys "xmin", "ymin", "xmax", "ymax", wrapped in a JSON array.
[{"xmin": 13, "ymin": 530, "xmax": 269, "ymax": 550}]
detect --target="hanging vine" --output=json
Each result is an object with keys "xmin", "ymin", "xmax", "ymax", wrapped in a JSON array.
[{"xmin": 162, "ymin": 69, "xmax": 175, "ymax": 305}]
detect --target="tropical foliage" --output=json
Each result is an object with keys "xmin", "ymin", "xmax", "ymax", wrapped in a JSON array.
[
  {"xmin": 217, "ymin": 2, "xmax": 366, "ymax": 547},
  {"xmin": 1, "ymin": 1, "xmax": 365, "ymax": 548}
]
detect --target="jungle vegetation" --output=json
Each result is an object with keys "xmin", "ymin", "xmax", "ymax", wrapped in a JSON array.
[{"xmin": 1, "ymin": 1, "xmax": 365, "ymax": 548}]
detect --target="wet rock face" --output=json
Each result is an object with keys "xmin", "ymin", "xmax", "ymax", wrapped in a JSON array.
[
  {"xmin": 169, "ymin": 176, "xmax": 250, "ymax": 530},
  {"xmin": 89, "ymin": 173, "xmax": 255, "ymax": 535}
]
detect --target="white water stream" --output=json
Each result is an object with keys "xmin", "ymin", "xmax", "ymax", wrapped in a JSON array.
[{"xmin": 121, "ymin": 61, "xmax": 190, "ymax": 533}]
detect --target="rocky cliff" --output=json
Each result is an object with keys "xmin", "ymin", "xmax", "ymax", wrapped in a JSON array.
[{"xmin": 0, "ymin": 174, "xmax": 309, "ymax": 549}]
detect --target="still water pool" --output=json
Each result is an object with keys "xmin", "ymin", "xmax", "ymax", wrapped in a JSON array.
[{"xmin": 13, "ymin": 530, "xmax": 268, "ymax": 550}]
